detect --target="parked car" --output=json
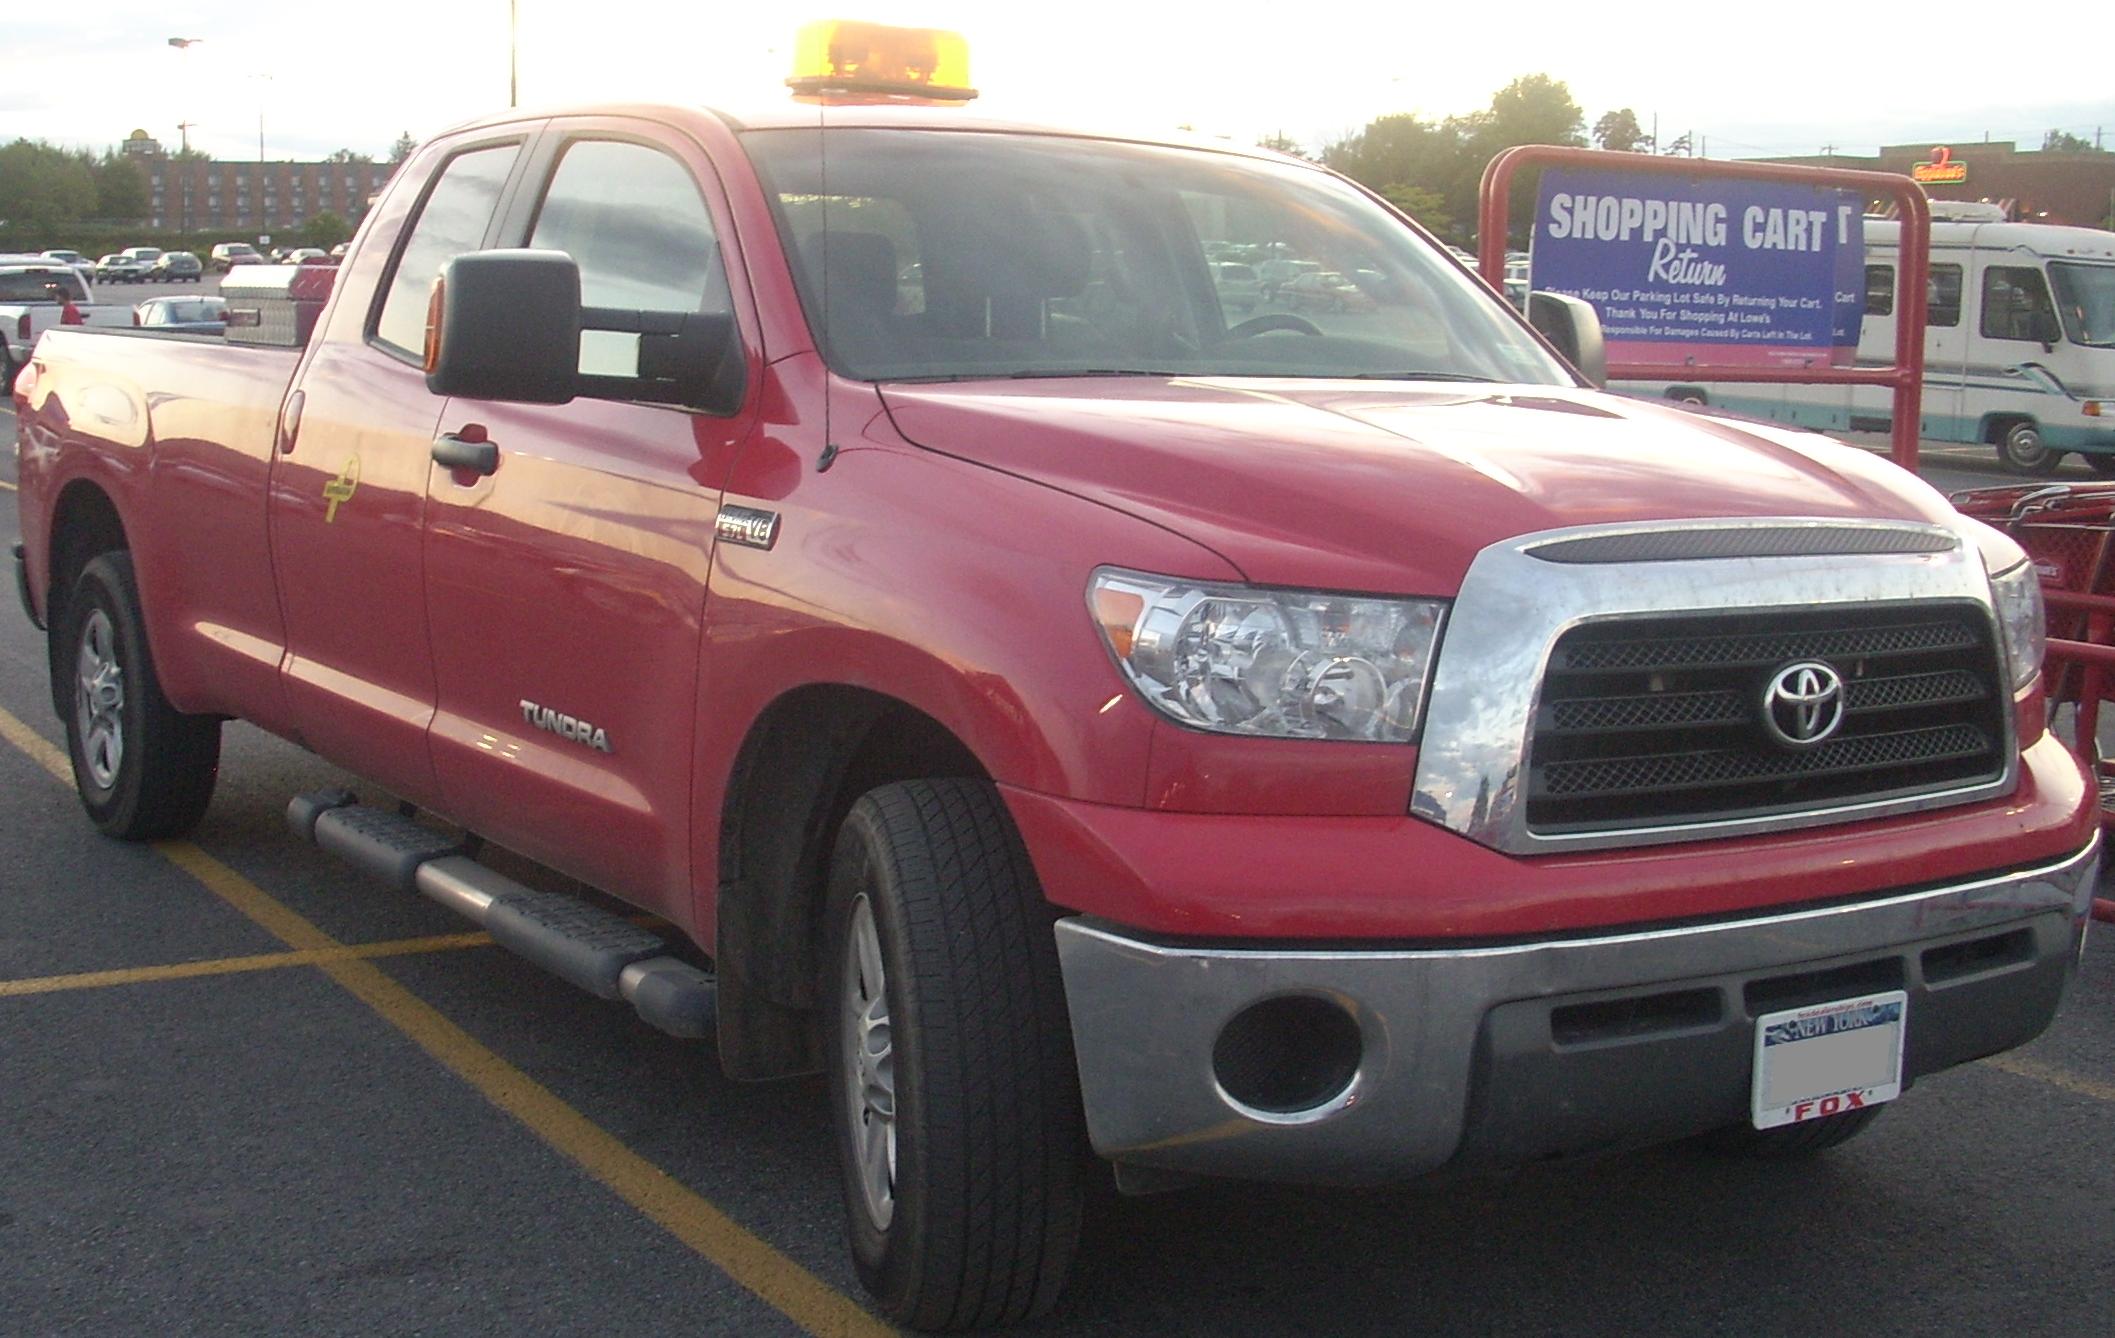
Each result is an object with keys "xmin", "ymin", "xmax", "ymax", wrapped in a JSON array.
[
  {"xmin": 327, "ymin": 242, "xmax": 351, "ymax": 258},
  {"xmin": 1281, "ymin": 269, "xmax": 1369, "ymax": 312},
  {"xmin": 149, "ymin": 252, "xmax": 204, "ymax": 283},
  {"xmin": 282, "ymin": 248, "xmax": 330, "ymax": 266},
  {"xmin": 210, "ymin": 242, "xmax": 262, "ymax": 272},
  {"xmin": 95, "ymin": 254, "xmax": 146, "ymax": 283},
  {"xmin": 0, "ymin": 259, "xmax": 96, "ymax": 389},
  {"xmin": 120, "ymin": 246, "xmax": 164, "ymax": 269},
  {"xmin": 132, "ymin": 295, "xmax": 228, "ymax": 334},
  {"xmin": 1211, "ymin": 261, "xmax": 1263, "ymax": 314},
  {"xmin": 1257, "ymin": 257, "xmax": 1321, "ymax": 301},
  {"xmin": 40, "ymin": 250, "xmax": 97, "ymax": 282}
]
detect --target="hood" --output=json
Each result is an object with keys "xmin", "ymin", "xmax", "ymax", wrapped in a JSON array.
[{"xmin": 878, "ymin": 378, "xmax": 1959, "ymax": 593}]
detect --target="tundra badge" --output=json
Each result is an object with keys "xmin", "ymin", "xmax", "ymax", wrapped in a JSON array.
[{"xmin": 521, "ymin": 700, "xmax": 613, "ymax": 753}]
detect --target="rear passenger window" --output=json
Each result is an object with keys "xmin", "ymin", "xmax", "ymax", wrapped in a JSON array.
[
  {"xmin": 1863, "ymin": 264, "xmax": 1894, "ymax": 317},
  {"xmin": 1927, "ymin": 264, "xmax": 1962, "ymax": 328},
  {"xmin": 1980, "ymin": 265, "xmax": 2059, "ymax": 341},
  {"xmin": 373, "ymin": 144, "xmax": 519, "ymax": 356}
]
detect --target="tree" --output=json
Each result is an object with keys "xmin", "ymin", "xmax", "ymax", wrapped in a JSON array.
[
  {"xmin": 1256, "ymin": 133, "xmax": 1312, "ymax": 160},
  {"xmin": 1481, "ymin": 74, "xmax": 1585, "ymax": 151},
  {"xmin": 325, "ymin": 148, "xmax": 372, "ymax": 164},
  {"xmin": 1379, "ymin": 184, "xmax": 1451, "ymax": 236},
  {"xmin": 1662, "ymin": 131, "xmax": 1693, "ymax": 157},
  {"xmin": 389, "ymin": 131, "xmax": 418, "ymax": 164},
  {"xmin": 1593, "ymin": 108, "xmax": 1649, "ymax": 153},
  {"xmin": 298, "ymin": 210, "xmax": 351, "ymax": 249},
  {"xmin": 0, "ymin": 140, "xmax": 98, "ymax": 233},
  {"xmin": 2042, "ymin": 129, "xmax": 2099, "ymax": 153},
  {"xmin": 92, "ymin": 151, "xmax": 149, "ymax": 221}
]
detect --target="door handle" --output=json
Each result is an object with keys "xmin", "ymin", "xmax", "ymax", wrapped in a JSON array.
[{"xmin": 432, "ymin": 432, "xmax": 499, "ymax": 476}]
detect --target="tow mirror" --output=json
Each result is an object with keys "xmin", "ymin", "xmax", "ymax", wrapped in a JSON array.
[
  {"xmin": 425, "ymin": 248, "xmax": 743, "ymax": 413},
  {"xmin": 425, "ymin": 250, "xmax": 582, "ymax": 404},
  {"xmin": 1527, "ymin": 290, "xmax": 1608, "ymax": 389}
]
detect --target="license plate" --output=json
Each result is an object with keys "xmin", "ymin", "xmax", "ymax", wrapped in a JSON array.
[{"xmin": 1751, "ymin": 991, "xmax": 1906, "ymax": 1129}]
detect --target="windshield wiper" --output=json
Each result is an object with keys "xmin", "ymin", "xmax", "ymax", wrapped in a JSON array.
[{"xmin": 1343, "ymin": 371, "xmax": 1504, "ymax": 382}]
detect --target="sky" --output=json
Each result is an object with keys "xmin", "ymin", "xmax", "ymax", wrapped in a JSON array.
[{"xmin": 5, "ymin": 1, "xmax": 2112, "ymax": 165}]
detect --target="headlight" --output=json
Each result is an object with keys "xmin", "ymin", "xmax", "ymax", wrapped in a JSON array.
[
  {"xmin": 1989, "ymin": 560, "xmax": 2045, "ymax": 690},
  {"xmin": 1089, "ymin": 569, "xmax": 1446, "ymax": 742}
]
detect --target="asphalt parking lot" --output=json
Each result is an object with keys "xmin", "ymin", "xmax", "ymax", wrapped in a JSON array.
[{"xmin": 2, "ymin": 401, "xmax": 2112, "ymax": 1335}]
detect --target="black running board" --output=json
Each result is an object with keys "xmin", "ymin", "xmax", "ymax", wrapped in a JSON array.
[{"xmin": 287, "ymin": 790, "xmax": 716, "ymax": 1038}]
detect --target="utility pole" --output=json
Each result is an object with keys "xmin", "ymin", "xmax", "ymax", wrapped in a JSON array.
[
  {"xmin": 1650, "ymin": 112, "xmax": 1658, "ymax": 156},
  {"xmin": 510, "ymin": 0, "xmax": 519, "ymax": 107}
]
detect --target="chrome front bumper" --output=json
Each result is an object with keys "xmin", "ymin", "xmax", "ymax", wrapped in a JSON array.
[{"xmin": 1055, "ymin": 837, "xmax": 2099, "ymax": 1185}]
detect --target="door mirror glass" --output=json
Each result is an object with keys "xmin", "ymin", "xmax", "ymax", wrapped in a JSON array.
[{"xmin": 1526, "ymin": 290, "xmax": 1607, "ymax": 388}]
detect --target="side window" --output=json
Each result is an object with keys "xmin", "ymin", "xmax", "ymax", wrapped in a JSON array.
[
  {"xmin": 1863, "ymin": 264, "xmax": 1894, "ymax": 317},
  {"xmin": 1927, "ymin": 263, "xmax": 1963, "ymax": 328},
  {"xmin": 1980, "ymin": 265, "xmax": 2059, "ymax": 341},
  {"xmin": 528, "ymin": 139, "xmax": 729, "ymax": 377},
  {"xmin": 373, "ymin": 144, "xmax": 519, "ymax": 355},
  {"xmin": 529, "ymin": 140, "xmax": 725, "ymax": 313}
]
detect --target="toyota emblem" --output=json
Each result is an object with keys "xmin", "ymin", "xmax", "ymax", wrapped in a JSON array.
[{"xmin": 1761, "ymin": 661, "xmax": 1846, "ymax": 748}]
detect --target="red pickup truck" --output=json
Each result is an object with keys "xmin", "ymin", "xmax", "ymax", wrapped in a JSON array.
[{"xmin": 9, "ymin": 73, "xmax": 2101, "ymax": 1331}]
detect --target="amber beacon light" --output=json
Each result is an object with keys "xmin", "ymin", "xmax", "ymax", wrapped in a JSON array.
[{"xmin": 786, "ymin": 20, "xmax": 976, "ymax": 102}]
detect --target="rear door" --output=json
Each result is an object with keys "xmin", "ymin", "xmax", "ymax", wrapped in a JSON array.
[
  {"xmin": 420, "ymin": 121, "xmax": 760, "ymax": 914},
  {"xmin": 269, "ymin": 133, "xmax": 531, "ymax": 802}
]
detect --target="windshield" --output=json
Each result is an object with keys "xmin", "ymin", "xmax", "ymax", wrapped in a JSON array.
[
  {"xmin": 2051, "ymin": 262, "xmax": 2115, "ymax": 348},
  {"xmin": 745, "ymin": 128, "xmax": 1570, "ymax": 386},
  {"xmin": 0, "ymin": 270, "xmax": 87, "ymax": 301}
]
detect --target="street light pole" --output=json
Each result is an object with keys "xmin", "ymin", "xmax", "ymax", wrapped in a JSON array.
[
  {"xmin": 510, "ymin": 0, "xmax": 518, "ymax": 107},
  {"xmin": 167, "ymin": 39, "xmax": 204, "ymax": 235}
]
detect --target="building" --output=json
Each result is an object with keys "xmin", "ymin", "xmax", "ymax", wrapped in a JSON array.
[
  {"xmin": 1758, "ymin": 141, "xmax": 2115, "ymax": 229},
  {"xmin": 129, "ymin": 138, "xmax": 394, "ymax": 235}
]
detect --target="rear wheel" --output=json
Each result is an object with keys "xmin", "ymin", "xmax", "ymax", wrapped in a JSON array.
[
  {"xmin": 1997, "ymin": 420, "xmax": 2063, "ymax": 476},
  {"xmin": 59, "ymin": 553, "xmax": 221, "ymax": 839},
  {"xmin": 1702, "ymin": 1105, "xmax": 1884, "ymax": 1157},
  {"xmin": 822, "ymin": 779, "xmax": 1084, "ymax": 1331}
]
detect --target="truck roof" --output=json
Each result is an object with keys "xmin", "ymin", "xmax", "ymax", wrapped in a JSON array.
[
  {"xmin": 1865, "ymin": 217, "xmax": 2115, "ymax": 261},
  {"xmin": 439, "ymin": 99, "xmax": 1305, "ymax": 168}
]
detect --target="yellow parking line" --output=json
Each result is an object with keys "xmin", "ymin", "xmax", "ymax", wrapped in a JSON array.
[
  {"xmin": 1986, "ymin": 1053, "xmax": 2115, "ymax": 1104},
  {"xmin": 0, "ymin": 704, "xmax": 889, "ymax": 1337},
  {"xmin": 0, "ymin": 931, "xmax": 495, "ymax": 998},
  {"xmin": 0, "ymin": 703, "xmax": 70, "ymax": 783}
]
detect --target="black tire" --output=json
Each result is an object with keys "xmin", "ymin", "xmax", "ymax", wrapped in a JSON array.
[
  {"xmin": 58, "ymin": 552, "xmax": 221, "ymax": 840},
  {"xmin": 1997, "ymin": 420, "xmax": 2063, "ymax": 476},
  {"xmin": 1702, "ymin": 1105, "xmax": 1884, "ymax": 1157},
  {"xmin": 2085, "ymin": 453, "xmax": 2115, "ymax": 478},
  {"xmin": 822, "ymin": 779, "xmax": 1084, "ymax": 1331}
]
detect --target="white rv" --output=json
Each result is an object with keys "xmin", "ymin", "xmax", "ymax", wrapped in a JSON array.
[{"xmin": 1631, "ymin": 202, "xmax": 2115, "ymax": 476}]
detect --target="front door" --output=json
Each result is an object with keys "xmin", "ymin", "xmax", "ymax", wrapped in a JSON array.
[
  {"xmin": 269, "ymin": 136, "xmax": 526, "ymax": 801},
  {"xmin": 421, "ymin": 126, "xmax": 758, "ymax": 915}
]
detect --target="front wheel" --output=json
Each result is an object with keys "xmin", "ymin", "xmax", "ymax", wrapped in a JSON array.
[
  {"xmin": 1998, "ymin": 420, "xmax": 2064, "ymax": 476},
  {"xmin": 823, "ymin": 779, "xmax": 1085, "ymax": 1331},
  {"xmin": 59, "ymin": 552, "xmax": 221, "ymax": 839}
]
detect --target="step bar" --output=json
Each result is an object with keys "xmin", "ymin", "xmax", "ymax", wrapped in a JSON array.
[{"xmin": 288, "ymin": 790, "xmax": 716, "ymax": 1039}]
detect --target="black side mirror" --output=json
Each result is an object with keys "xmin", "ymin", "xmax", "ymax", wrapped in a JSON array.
[
  {"xmin": 576, "ymin": 307, "xmax": 744, "ymax": 415},
  {"xmin": 1527, "ymin": 290, "xmax": 1608, "ymax": 389},
  {"xmin": 425, "ymin": 249, "xmax": 582, "ymax": 404},
  {"xmin": 2031, "ymin": 309, "xmax": 2062, "ymax": 351}
]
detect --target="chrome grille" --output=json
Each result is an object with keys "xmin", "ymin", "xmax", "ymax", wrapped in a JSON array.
[{"xmin": 1526, "ymin": 604, "xmax": 2008, "ymax": 833}]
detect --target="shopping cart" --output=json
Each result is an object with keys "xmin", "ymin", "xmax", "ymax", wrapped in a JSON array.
[{"xmin": 1953, "ymin": 481, "xmax": 2115, "ymax": 924}]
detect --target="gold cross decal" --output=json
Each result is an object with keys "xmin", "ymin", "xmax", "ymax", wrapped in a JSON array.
[{"xmin": 323, "ymin": 455, "xmax": 361, "ymax": 523}]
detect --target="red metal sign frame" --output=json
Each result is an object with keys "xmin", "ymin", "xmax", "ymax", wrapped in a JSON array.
[{"xmin": 1478, "ymin": 146, "xmax": 1932, "ymax": 471}]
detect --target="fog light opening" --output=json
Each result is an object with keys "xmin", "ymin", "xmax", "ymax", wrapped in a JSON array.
[{"xmin": 1211, "ymin": 993, "xmax": 1363, "ymax": 1121}]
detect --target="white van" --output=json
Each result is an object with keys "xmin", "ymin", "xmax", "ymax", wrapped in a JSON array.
[{"xmin": 1631, "ymin": 202, "xmax": 2115, "ymax": 476}]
